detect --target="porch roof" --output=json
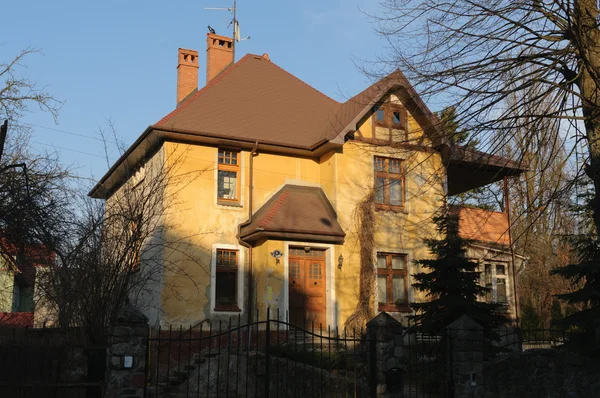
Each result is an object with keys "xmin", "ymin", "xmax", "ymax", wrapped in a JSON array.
[{"xmin": 239, "ymin": 185, "xmax": 345, "ymax": 245}]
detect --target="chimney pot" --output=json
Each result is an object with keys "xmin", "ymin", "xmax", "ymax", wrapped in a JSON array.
[
  {"xmin": 177, "ymin": 48, "xmax": 199, "ymax": 105},
  {"xmin": 206, "ymin": 33, "xmax": 234, "ymax": 84}
]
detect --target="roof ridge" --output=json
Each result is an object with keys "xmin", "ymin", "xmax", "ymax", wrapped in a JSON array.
[
  {"xmin": 155, "ymin": 54, "xmax": 255, "ymax": 127},
  {"xmin": 259, "ymin": 190, "xmax": 290, "ymax": 229},
  {"xmin": 453, "ymin": 204, "xmax": 507, "ymax": 217}
]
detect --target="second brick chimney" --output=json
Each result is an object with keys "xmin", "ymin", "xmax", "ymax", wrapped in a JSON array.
[
  {"xmin": 177, "ymin": 48, "xmax": 199, "ymax": 105},
  {"xmin": 206, "ymin": 33, "xmax": 234, "ymax": 84}
]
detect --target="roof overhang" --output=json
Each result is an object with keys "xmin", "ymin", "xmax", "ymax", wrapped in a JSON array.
[
  {"xmin": 240, "ymin": 230, "xmax": 345, "ymax": 245},
  {"xmin": 88, "ymin": 127, "xmax": 342, "ymax": 199},
  {"xmin": 442, "ymin": 145, "xmax": 526, "ymax": 195}
]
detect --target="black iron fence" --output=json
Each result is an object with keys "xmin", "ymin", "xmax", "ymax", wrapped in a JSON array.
[
  {"xmin": 0, "ymin": 327, "xmax": 104, "ymax": 398},
  {"xmin": 146, "ymin": 309, "xmax": 375, "ymax": 397},
  {"xmin": 146, "ymin": 312, "xmax": 585, "ymax": 398}
]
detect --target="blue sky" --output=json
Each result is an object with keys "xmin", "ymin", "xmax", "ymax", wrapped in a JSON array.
[{"xmin": 3, "ymin": 0, "xmax": 388, "ymax": 190}]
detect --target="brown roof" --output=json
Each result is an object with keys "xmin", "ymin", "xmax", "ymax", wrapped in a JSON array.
[
  {"xmin": 155, "ymin": 54, "xmax": 341, "ymax": 148},
  {"xmin": 239, "ymin": 185, "xmax": 345, "ymax": 244},
  {"xmin": 451, "ymin": 206, "xmax": 510, "ymax": 246},
  {"xmin": 89, "ymin": 53, "xmax": 524, "ymax": 199}
]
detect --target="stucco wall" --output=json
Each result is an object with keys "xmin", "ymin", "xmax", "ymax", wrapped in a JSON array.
[
  {"xmin": 134, "ymin": 91, "xmax": 445, "ymax": 328},
  {"xmin": 0, "ymin": 268, "xmax": 14, "ymax": 313}
]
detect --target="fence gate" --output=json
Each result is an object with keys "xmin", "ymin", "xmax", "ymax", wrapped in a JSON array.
[{"xmin": 146, "ymin": 309, "xmax": 375, "ymax": 397}]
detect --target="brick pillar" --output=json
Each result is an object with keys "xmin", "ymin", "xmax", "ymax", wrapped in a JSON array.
[
  {"xmin": 104, "ymin": 301, "xmax": 149, "ymax": 398},
  {"xmin": 445, "ymin": 315, "xmax": 484, "ymax": 398},
  {"xmin": 366, "ymin": 312, "xmax": 404, "ymax": 397}
]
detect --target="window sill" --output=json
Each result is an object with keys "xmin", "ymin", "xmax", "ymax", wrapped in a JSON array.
[
  {"xmin": 375, "ymin": 204, "xmax": 408, "ymax": 214},
  {"xmin": 214, "ymin": 304, "xmax": 241, "ymax": 312},
  {"xmin": 378, "ymin": 303, "xmax": 411, "ymax": 313},
  {"xmin": 217, "ymin": 200, "xmax": 243, "ymax": 208}
]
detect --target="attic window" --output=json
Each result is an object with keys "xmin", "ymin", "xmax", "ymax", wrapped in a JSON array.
[{"xmin": 372, "ymin": 103, "xmax": 408, "ymax": 142}]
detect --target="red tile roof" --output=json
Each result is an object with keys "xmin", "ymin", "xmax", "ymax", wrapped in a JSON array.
[
  {"xmin": 0, "ymin": 312, "xmax": 34, "ymax": 328},
  {"xmin": 451, "ymin": 206, "xmax": 510, "ymax": 246}
]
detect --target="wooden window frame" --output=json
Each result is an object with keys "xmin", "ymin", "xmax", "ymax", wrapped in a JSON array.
[
  {"xmin": 377, "ymin": 252, "xmax": 410, "ymax": 312},
  {"xmin": 217, "ymin": 149, "xmax": 241, "ymax": 205},
  {"xmin": 374, "ymin": 156, "xmax": 406, "ymax": 211},
  {"xmin": 214, "ymin": 248, "xmax": 241, "ymax": 312},
  {"xmin": 372, "ymin": 103, "xmax": 408, "ymax": 141}
]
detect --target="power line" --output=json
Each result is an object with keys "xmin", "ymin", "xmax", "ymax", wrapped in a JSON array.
[
  {"xmin": 26, "ymin": 123, "xmax": 123, "ymax": 146},
  {"xmin": 31, "ymin": 140, "xmax": 106, "ymax": 159},
  {"xmin": 26, "ymin": 123, "xmax": 104, "ymax": 142}
]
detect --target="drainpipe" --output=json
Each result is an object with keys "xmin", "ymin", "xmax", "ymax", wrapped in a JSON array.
[
  {"xmin": 504, "ymin": 176, "xmax": 520, "ymax": 328},
  {"xmin": 238, "ymin": 141, "xmax": 259, "ymax": 323}
]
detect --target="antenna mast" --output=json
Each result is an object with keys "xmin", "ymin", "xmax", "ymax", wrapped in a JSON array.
[
  {"xmin": 232, "ymin": 0, "xmax": 237, "ymax": 60},
  {"xmin": 206, "ymin": 0, "xmax": 249, "ymax": 62}
]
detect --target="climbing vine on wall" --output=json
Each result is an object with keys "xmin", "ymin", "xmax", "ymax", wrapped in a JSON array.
[{"xmin": 345, "ymin": 191, "xmax": 376, "ymax": 331}]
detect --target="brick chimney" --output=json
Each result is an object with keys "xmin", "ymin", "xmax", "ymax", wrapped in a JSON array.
[
  {"xmin": 206, "ymin": 33, "xmax": 234, "ymax": 84},
  {"xmin": 177, "ymin": 48, "xmax": 199, "ymax": 105}
]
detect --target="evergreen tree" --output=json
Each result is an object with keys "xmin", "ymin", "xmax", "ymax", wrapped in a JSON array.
[
  {"xmin": 411, "ymin": 205, "xmax": 507, "ymax": 334},
  {"xmin": 437, "ymin": 106, "xmax": 478, "ymax": 149},
  {"xmin": 552, "ymin": 187, "xmax": 600, "ymax": 355}
]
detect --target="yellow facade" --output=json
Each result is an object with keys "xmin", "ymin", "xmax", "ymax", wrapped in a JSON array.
[{"xmin": 130, "ymin": 93, "xmax": 446, "ymax": 328}]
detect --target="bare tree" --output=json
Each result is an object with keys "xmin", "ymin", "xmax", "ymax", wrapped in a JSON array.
[
  {"xmin": 33, "ymin": 145, "xmax": 208, "ymax": 343},
  {"xmin": 370, "ymin": 0, "xmax": 600, "ymax": 332},
  {"xmin": 0, "ymin": 47, "xmax": 62, "ymax": 125},
  {"xmin": 370, "ymin": 0, "xmax": 598, "ymax": 229}
]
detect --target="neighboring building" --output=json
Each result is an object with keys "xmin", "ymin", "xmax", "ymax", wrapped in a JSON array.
[
  {"xmin": 0, "ymin": 241, "xmax": 50, "ymax": 328},
  {"xmin": 452, "ymin": 206, "xmax": 526, "ymax": 319},
  {"xmin": 89, "ymin": 33, "xmax": 524, "ymax": 328}
]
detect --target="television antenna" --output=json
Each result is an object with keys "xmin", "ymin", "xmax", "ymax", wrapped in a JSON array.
[{"xmin": 205, "ymin": 0, "xmax": 251, "ymax": 60}]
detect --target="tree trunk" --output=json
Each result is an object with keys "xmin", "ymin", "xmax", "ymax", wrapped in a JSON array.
[{"xmin": 576, "ymin": 0, "xmax": 600, "ymax": 236}]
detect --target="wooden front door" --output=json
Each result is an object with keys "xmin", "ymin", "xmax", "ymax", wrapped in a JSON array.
[{"xmin": 288, "ymin": 247, "xmax": 327, "ymax": 329}]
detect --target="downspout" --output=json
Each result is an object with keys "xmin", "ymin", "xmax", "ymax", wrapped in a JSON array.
[
  {"xmin": 504, "ymin": 177, "xmax": 520, "ymax": 328},
  {"xmin": 238, "ymin": 141, "xmax": 259, "ymax": 323}
]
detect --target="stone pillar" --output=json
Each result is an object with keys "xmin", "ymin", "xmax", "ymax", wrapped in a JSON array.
[
  {"xmin": 104, "ymin": 302, "xmax": 149, "ymax": 398},
  {"xmin": 366, "ymin": 312, "xmax": 404, "ymax": 397},
  {"xmin": 445, "ymin": 315, "xmax": 484, "ymax": 398}
]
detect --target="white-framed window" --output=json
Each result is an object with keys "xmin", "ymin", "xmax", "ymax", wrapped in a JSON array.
[
  {"xmin": 211, "ymin": 244, "xmax": 244, "ymax": 313},
  {"xmin": 217, "ymin": 149, "xmax": 240, "ymax": 203},
  {"xmin": 483, "ymin": 262, "xmax": 508, "ymax": 304}
]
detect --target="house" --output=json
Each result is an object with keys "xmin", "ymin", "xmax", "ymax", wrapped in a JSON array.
[
  {"xmin": 452, "ymin": 206, "xmax": 526, "ymax": 317},
  {"xmin": 0, "ymin": 240, "xmax": 50, "ymax": 328},
  {"xmin": 89, "ymin": 33, "xmax": 524, "ymax": 328}
]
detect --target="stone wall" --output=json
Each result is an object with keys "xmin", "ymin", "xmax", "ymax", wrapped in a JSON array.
[
  {"xmin": 366, "ymin": 313, "xmax": 599, "ymax": 397},
  {"xmin": 366, "ymin": 312, "xmax": 405, "ymax": 397},
  {"xmin": 104, "ymin": 302, "xmax": 149, "ymax": 398},
  {"xmin": 479, "ymin": 348, "xmax": 600, "ymax": 397}
]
